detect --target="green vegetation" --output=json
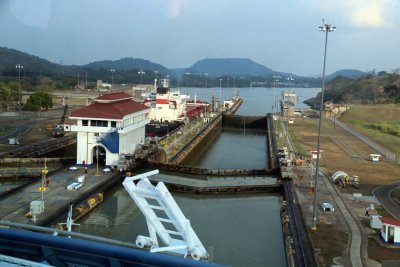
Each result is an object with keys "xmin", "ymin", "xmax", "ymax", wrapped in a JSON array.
[
  {"xmin": 287, "ymin": 125, "xmax": 307, "ymax": 158},
  {"xmin": 0, "ymin": 81, "xmax": 19, "ymax": 111},
  {"xmin": 25, "ymin": 92, "xmax": 53, "ymax": 111},
  {"xmin": 366, "ymin": 122, "xmax": 400, "ymax": 136},
  {"xmin": 305, "ymin": 72, "xmax": 400, "ymax": 108},
  {"xmin": 340, "ymin": 105, "xmax": 400, "ymax": 155}
]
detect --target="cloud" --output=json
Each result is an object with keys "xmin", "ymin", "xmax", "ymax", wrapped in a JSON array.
[
  {"xmin": 166, "ymin": 0, "xmax": 185, "ymax": 19},
  {"xmin": 348, "ymin": 1, "xmax": 390, "ymax": 28},
  {"xmin": 308, "ymin": 0, "xmax": 398, "ymax": 28}
]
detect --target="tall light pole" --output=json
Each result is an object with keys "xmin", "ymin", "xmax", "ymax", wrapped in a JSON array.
[
  {"xmin": 138, "ymin": 70, "xmax": 145, "ymax": 86},
  {"xmin": 219, "ymin": 78, "xmax": 223, "ymax": 102},
  {"xmin": 154, "ymin": 70, "xmax": 158, "ymax": 81},
  {"xmin": 15, "ymin": 64, "xmax": 23, "ymax": 110},
  {"xmin": 273, "ymin": 75, "xmax": 280, "ymax": 88},
  {"xmin": 110, "ymin": 69, "xmax": 115, "ymax": 89},
  {"xmin": 205, "ymin": 73, "xmax": 208, "ymax": 88},
  {"xmin": 15, "ymin": 64, "xmax": 23, "ymax": 140},
  {"xmin": 311, "ymin": 21, "xmax": 336, "ymax": 231},
  {"xmin": 287, "ymin": 76, "xmax": 294, "ymax": 88},
  {"xmin": 185, "ymin": 72, "xmax": 190, "ymax": 88}
]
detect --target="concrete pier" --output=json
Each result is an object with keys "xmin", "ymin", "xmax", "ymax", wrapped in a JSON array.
[{"xmin": 0, "ymin": 166, "xmax": 121, "ymax": 226}]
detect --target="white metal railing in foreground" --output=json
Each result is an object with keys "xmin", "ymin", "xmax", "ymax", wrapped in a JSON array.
[{"xmin": 122, "ymin": 170, "xmax": 208, "ymax": 261}]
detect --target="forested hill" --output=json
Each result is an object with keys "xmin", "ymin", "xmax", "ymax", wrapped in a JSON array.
[
  {"xmin": 0, "ymin": 47, "xmax": 75, "ymax": 77},
  {"xmin": 327, "ymin": 69, "xmax": 366, "ymax": 80},
  {"xmin": 190, "ymin": 58, "xmax": 275, "ymax": 76},
  {"xmin": 304, "ymin": 72, "xmax": 400, "ymax": 108},
  {"xmin": 84, "ymin": 58, "xmax": 169, "ymax": 72}
]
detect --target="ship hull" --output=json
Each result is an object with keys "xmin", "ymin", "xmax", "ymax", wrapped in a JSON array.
[{"xmin": 145, "ymin": 120, "xmax": 183, "ymax": 137}]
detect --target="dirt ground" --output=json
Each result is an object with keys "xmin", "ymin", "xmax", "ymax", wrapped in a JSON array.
[{"xmin": 287, "ymin": 117, "xmax": 400, "ymax": 266}]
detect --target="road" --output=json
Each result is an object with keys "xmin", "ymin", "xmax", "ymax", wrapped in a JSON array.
[{"xmin": 372, "ymin": 181, "xmax": 400, "ymax": 220}]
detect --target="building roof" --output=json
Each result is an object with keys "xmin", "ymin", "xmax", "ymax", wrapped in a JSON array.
[
  {"xmin": 95, "ymin": 92, "xmax": 132, "ymax": 102},
  {"xmin": 381, "ymin": 217, "xmax": 400, "ymax": 227},
  {"xmin": 70, "ymin": 96, "xmax": 149, "ymax": 120}
]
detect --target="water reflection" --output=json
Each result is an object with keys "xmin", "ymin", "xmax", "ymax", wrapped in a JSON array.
[{"xmin": 79, "ymin": 184, "xmax": 286, "ymax": 267}]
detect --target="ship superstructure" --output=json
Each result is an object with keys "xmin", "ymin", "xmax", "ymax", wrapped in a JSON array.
[
  {"xmin": 144, "ymin": 79, "xmax": 209, "ymax": 137},
  {"xmin": 280, "ymin": 90, "xmax": 297, "ymax": 117},
  {"xmin": 149, "ymin": 79, "xmax": 189, "ymax": 123}
]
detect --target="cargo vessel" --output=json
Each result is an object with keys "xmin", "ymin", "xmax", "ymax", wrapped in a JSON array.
[{"xmin": 144, "ymin": 79, "xmax": 210, "ymax": 137}]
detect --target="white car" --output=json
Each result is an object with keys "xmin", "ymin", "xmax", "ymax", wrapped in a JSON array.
[{"xmin": 321, "ymin": 202, "xmax": 334, "ymax": 212}]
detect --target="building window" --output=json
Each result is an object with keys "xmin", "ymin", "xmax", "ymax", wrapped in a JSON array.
[
  {"xmin": 94, "ymin": 133, "xmax": 99, "ymax": 137},
  {"xmin": 82, "ymin": 120, "xmax": 88, "ymax": 126},
  {"xmin": 90, "ymin": 120, "xmax": 108, "ymax": 127},
  {"xmin": 111, "ymin": 121, "xmax": 116, "ymax": 128}
]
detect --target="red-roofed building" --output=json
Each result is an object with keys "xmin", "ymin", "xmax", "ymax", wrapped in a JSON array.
[
  {"xmin": 381, "ymin": 217, "xmax": 400, "ymax": 245},
  {"xmin": 68, "ymin": 92, "xmax": 150, "ymax": 167}
]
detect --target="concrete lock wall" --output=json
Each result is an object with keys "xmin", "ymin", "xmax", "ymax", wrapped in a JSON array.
[{"xmin": 222, "ymin": 115, "xmax": 267, "ymax": 129}]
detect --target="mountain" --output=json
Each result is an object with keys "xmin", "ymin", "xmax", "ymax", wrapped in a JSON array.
[
  {"xmin": 327, "ymin": 69, "xmax": 366, "ymax": 80},
  {"xmin": 0, "ymin": 47, "xmax": 75, "ymax": 77},
  {"xmin": 84, "ymin": 57, "xmax": 168, "ymax": 72},
  {"xmin": 189, "ymin": 58, "xmax": 275, "ymax": 76}
]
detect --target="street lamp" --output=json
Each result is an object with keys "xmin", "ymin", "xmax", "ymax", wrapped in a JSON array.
[
  {"xmin": 205, "ymin": 73, "xmax": 208, "ymax": 88},
  {"xmin": 15, "ymin": 64, "xmax": 23, "ymax": 140},
  {"xmin": 15, "ymin": 64, "xmax": 23, "ymax": 110},
  {"xmin": 154, "ymin": 70, "xmax": 158, "ymax": 81},
  {"xmin": 185, "ymin": 72, "xmax": 190, "ymax": 88},
  {"xmin": 273, "ymin": 75, "xmax": 281, "ymax": 88},
  {"xmin": 219, "ymin": 78, "xmax": 223, "ymax": 102},
  {"xmin": 110, "ymin": 69, "xmax": 115, "ymax": 89},
  {"xmin": 311, "ymin": 20, "xmax": 336, "ymax": 231},
  {"xmin": 138, "ymin": 70, "xmax": 145, "ymax": 86},
  {"xmin": 287, "ymin": 76, "xmax": 294, "ymax": 88}
]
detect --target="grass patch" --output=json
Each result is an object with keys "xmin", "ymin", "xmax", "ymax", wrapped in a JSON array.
[
  {"xmin": 0, "ymin": 126, "xmax": 14, "ymax": 137},
  {"xmin": 340, "ymin": 105, "xmax": 400, "ymax": 155},
  {"xmin": 287, "ymin": 126, "xmax": 307, "ymax": 158},
  {"xmin": 273, "ymin": 120, "xmax": 287, "ymax": 148}
]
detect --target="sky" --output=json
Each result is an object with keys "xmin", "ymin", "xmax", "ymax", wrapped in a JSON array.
[{"xmin": 0, "ymin": 0, "xmax": 399, "ymax": 76}]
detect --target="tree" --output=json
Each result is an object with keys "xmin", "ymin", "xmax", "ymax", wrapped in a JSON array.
[
  {"xmin": 384, "ymin": 84, "xmax": 399, "ymax": 98},
  {"xmin": 25, "ymin": 92, "xmax": 53, "ymax": 111}
]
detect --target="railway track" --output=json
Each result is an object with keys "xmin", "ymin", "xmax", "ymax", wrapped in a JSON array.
[
  {"xmin": 321, "ymin": 127, "xmax": 364, "ymax": 162},
  {"xmin": 283, "ymin": 180, "xmax": 316, "ymax": 267},
  {"xmin": 1, "ymin": 134, "xmax": 76, "ymax": 158}
]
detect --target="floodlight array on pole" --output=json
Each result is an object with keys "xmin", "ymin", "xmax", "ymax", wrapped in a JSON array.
[
  {"xmin": 16, "ymin": 64, "xmax": 23, "ymax": 109},
  {"xmin": 110, "ymin": 69, "xmax": 115, "ymax": 89},
  {"xmin": 287, "ymin": 76, "xmax": 294, "ymax": 88},
  {"xmin": 138, "ymin": 70, "xmax": 145, "ymax": 86},
  {"xmin": 185, "ymin": 72, "xmax": 190, "ymax": 88},
  {"xmin": 273, "ymin": 75, "xmax": 281, "ymax": 88},
  {"xmin": 311, "ymin": 20, "xmax": 336, "ymax": 231}
]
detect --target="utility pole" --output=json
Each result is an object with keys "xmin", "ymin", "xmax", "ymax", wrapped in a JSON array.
[{"xmin": 311, "ymin": 20, "xmax": 336, "ymax": 231}]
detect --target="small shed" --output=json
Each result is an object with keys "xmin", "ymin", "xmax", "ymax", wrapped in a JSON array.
[
  {"xmin": 380, "ymin": 217, "xmax": 400, "ymax": 245},
  {"xmin": 370, "ymin": 154, "xmax": 381, "ymax": 162},
  {"xmin": 310, "ymin": 150, "xmax": 323, "ymax": 160},
  {"xmin": 370, "ymin": 215, "xmax": 382, "ymax": 229}
]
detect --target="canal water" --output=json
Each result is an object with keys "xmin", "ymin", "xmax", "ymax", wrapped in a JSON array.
[{"xmin": 78, "ymin": 87, "xmax": 321, "ymax": 266}]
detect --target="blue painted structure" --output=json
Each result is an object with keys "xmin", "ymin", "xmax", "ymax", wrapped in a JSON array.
[
  {"xmin": 99, "ymin": 131, "xmax": 120, "ymax": 153},
  {"xmin": 0, "ymin": 228, "xmax": 223, "ymax": 267}
]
